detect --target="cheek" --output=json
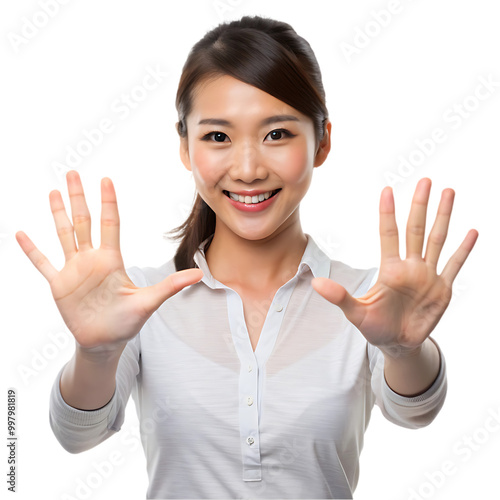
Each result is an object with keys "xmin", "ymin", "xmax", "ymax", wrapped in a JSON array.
[
  {"xmin": 276, "ymin": 144, "xmax": 312, "ymax": 184},
  {"xmin": 191, "ymin": 148, "xmax": 221, "ymax": 188}
]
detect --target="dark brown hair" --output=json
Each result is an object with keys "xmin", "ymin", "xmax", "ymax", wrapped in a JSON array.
[{"xmin": 166, "ymin": 15, "xmax": 329, "ymax": 271}]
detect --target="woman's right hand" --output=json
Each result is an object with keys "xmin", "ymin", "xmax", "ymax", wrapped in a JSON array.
[{"xmin": 16, "ymin": 170, "xmax": 203, "ymax": 353}]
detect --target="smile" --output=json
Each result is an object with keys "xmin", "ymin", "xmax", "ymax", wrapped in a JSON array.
[{"xmin": 223, "ymin": 189, "xmax": 281, "ymax": 204}]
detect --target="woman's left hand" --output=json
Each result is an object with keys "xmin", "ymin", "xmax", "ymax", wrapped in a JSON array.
[{"xmin": 311, "ymin": 178, "xmax": 478, "ymax": 353}]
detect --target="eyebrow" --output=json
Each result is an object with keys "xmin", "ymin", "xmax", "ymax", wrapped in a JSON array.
[{"xmin": 197, "ymin": 114, "xmax": 300, "ymax": 127}]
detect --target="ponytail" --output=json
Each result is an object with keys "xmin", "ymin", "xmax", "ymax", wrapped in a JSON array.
[{"xmin": 165, "ymin": 193, "xmax": 215, "ymax": 271}]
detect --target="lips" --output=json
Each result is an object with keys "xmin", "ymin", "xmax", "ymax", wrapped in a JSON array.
[{"xmin": 223, "ymin": 189, "xmax": 281, "ymax": 204}]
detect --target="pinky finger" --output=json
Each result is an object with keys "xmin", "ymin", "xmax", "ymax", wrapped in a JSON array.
[
  {"xmin": 440, "ymin": 229, "xmax": 479, "ymax": 285},
  {"xmin": 15, "ymin": 231, "xmax": 58, "ymax": 283}
]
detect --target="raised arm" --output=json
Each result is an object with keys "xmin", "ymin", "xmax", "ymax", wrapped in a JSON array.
[
  {"xmin": 17, "ymin": 170, "xmax": 203, "ymax": 410},
  {"xmin": 312, "ymin": 178, "xmax": 478, "ymax": 397}
]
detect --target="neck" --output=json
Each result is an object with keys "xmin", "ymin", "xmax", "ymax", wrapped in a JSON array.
[{"xmin": 205, "ymin": 217, "xmax": 307, "ymax": 292}]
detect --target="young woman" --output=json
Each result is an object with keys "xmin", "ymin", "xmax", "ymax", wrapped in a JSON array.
[{"xmin": 16, "ymin": 15, "xmax": 478, "ymax": 499}]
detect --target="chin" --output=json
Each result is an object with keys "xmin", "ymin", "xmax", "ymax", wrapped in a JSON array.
[{"xmin": 235, "ymin": 229, "xmax": 274, "ymax": 241}]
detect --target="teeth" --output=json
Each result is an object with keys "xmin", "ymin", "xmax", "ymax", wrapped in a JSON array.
[{"xmin": 226, "ymin": 190, "xmax": 277, "ymax": 204}]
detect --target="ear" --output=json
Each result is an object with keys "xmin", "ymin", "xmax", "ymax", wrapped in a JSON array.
[
  {"xmin": 179, "ymin": 135, "xmax": 192, "ymax": 172},
  {"xmin": 313, "ymin": 120, "xmax": 332, "ymax": 168}
]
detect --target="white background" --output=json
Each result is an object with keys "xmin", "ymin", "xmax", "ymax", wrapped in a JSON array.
[{"xmin": 1, "ymin": 1, "xmax": 498, "ymax": 499}]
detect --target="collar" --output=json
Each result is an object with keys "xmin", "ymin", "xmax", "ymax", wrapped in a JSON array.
[{"xmin": 193, "ymin": 233, "xmax": 331, "ymax": 290}]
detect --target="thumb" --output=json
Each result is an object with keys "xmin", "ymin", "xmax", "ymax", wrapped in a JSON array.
[
  {"xmin": 141, "ymin": 268, "xmax": 204, "ymax": 313},
  {"xmin": 311, "ymin": 277, "xmax": 365, "ymax": 328}
]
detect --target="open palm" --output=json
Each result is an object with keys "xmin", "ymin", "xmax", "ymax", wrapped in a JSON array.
[
  {"xmin": 16, "ymin": 171, "xmax": 203, "ymax": 351},
  {"xmin": 312, "ymin": 178, "xmax": 478, "ymax": 350}
]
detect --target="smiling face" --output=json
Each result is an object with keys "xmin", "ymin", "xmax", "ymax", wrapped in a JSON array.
[{"xmin": 179, "ymin": 74, "xmax": 331, "ymax": 242}]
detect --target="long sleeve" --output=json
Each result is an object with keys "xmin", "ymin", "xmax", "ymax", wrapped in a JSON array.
[
  {"xmin": 46, "ymin": 235, "xmax": 451, "ymax": 497},
  {"xmin": 49, "ymin": 335, "xmax": 141, "ymax": 453},
  {"xmin": 350, "ymin": 267, "xmax": 448, "ymax": 429},
  {"xmin": 367, "ymin": 337, "xmax": 447, "ymax": 429},
  {"xmin": 48, "ymin": 266, "xmax": 145, "ymax": 453}
]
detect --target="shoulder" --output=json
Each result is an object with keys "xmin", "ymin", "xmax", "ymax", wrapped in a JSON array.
[
  {"xmin": 305, "ymin": 234, "xmax": 377, "ymax": 297},
  {"xmin": 126, "ymin": 258, "xmax": 177, "ymax": 288},
  {"xmin": 327, "ymin": 258, "xmax": 378, "ymax": 298}
]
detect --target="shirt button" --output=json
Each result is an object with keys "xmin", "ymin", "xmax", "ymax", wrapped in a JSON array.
[
  {"xmin": 275, "ymin": 303, "xmax": 283, "ymax": 312},
  {"xmin": 247, "ymin": 396, "xmax": 253, "ymax": 406},
  {"xmin": 246, "ymin": 437, "xmax": 255, "ymax": 446}
]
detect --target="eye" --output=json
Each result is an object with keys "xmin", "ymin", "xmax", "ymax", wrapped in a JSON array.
[
  {"xmin": 201, "ymin": 131, "xmax": 229, "ymax": 143},
  {"xmin": 265, "ymin": 129, "xmax": 295, "ymax": 141}
]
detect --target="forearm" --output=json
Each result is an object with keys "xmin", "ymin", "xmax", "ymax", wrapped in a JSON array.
[
  {"xmin": 59, "ymin": 344, "xmax": 125, "ymax": 410},
  {"xmin": 381, "ymin": 337, "xmax": 441, "ymax": 397}
]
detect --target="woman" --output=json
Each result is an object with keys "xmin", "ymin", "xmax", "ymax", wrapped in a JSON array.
[{"xmin": 16, "ymin": 15, "xmax": 478, "ymax": 499}]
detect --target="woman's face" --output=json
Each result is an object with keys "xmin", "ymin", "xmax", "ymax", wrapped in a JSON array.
[{"xmin": 180, "ymin": 74, "xmax": 331, "ymax": 241}]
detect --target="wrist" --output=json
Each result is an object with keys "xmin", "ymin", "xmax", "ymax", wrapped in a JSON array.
[
  {"xmin": 75, "ymin": 341, "xmax": 126, "ymax": 364},
  {"xmin": 378, "ymin": 342, "xmax": 424, "ymax": 361},
  {"xmin": 381, "ymin": 338, "xmax": 441, "ymax": 396},
  {"xmin": 61, "ymin": 342, "xmax": 125, "ymax": 411}
]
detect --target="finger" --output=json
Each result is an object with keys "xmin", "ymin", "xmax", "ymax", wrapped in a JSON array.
[
  {"xmin": 140, "ymin": 268, "xmax": 204, "ymax": 314},
  {"xmin": 440, "ymin": 229, "xmax": 479, "ymax": 285},
  {"xmin": 311, "ymin": 277, "xmax": 366, "ymax": 329},
  {"xmin": 49, "ymin": 190, "xmax": 77, "ymax": 261},
  {"xmin": 15, "ymin": 231, "xmax": 58, "ymax": 282},
  {"xmin": 406, "ymin": 178, "xmax": 431, "ymax": 258},
  {"xmin": 379, "ymin": 186, "xmax": 400, "ymax": 261},
  {"xmin": 424, "ymin": 188, "xmax": 455, "ymax": 269},
  {"xmin": 67, "ymin": 170, "xmax": 93, "ymax": 251},
  {"xmin": 100, "ymin": 177, "xmax": 120, "ymax": 250}
]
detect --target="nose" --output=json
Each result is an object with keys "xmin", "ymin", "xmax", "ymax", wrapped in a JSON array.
[{"xmin": 228, "ymin": 140, "xmax": 268, "ymax": 183}]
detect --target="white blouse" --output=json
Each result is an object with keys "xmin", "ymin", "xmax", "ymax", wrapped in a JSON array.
[{"xmin": 49, "ymin": 233, "xmax": 446, "ymax": 499}]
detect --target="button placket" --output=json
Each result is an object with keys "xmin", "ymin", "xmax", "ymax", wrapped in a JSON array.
[
  {"xmin": 239, "ymin": 356, "xmax": 261, "ymax": 481},
  {"xmin": 225, "ymin": 281, "xmax": 298, "ymax": 483}
]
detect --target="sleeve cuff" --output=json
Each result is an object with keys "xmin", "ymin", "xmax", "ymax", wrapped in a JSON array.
[
  {"xmin": 382, "ymin": 337, "xmax": 446, "ymax": 406},
  {"xmin": 50, "ymin": 365, "xmax": 117, "ymax": 427}
]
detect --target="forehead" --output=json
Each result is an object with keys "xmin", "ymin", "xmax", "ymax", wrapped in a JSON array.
[{"xmin": 189, "ymin": 74, "xmax": 309, "ymax": 124}]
